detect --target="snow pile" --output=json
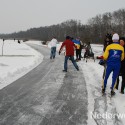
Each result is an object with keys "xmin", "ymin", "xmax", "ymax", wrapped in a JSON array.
[{"xmin": 0, "ymin": 39, "xmax": 43, "ymax": 89}]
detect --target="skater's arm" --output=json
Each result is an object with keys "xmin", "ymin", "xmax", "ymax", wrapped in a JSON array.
[
  {"xmin": 60, "ymin": 42, "xmax": 65, "ymax": 50},
  {"xmin": 103, "ymin": 46, "xmax": 110, "ymax": 60},
  {"xmin": 59, "ymin": 42, "xmax": 65, "ymax": 54},
  {"xmin": 73, "ymin": 43, "xmax": 77, "ymax": 49}
]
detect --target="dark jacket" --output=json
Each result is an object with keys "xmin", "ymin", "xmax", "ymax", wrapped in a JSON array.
[
  {"xmin": 121, "ymin": 46, "xmax": 125, "ymax": 74},
  {"xmin": 103, "ymin": 39, "xmax": 112, "ymax": 52}
]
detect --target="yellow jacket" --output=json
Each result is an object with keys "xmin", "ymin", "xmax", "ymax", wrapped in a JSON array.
[{"xmin": 103, "ymin": 43, "xmax": 124, "ymax": 63}]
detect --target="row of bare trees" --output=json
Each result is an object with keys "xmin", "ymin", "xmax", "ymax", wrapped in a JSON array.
[
  {"xmin": 0, "ymin": 8, "xmax": 125, "ymax": 44},
  {"xmin": 87, "ymin": 9, "xmax": 125, "ymax": 43}
]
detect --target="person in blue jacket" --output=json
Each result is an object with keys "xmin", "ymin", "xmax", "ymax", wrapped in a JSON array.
[
  {"xmin": 72, "ymin": 38, "xmax": 81, "ymax": 61},
  {"xmin": 102, "ymin": 33, "xmax": 124, "ymax": 96}
]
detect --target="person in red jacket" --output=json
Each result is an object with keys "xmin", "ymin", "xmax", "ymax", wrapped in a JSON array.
[{"xmin": 59, "ymin": 36, "xmax": 79, "ymax": 72}]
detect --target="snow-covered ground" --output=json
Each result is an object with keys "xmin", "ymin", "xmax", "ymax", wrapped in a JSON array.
[{"xmin": 0, "ymin": 39, "xmax": 43, "ymax": 89}]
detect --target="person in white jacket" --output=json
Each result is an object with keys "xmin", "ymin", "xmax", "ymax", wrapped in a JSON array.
[{"xmin": 49, "ymin": 37, "xmax": 58, "ymax": 59}]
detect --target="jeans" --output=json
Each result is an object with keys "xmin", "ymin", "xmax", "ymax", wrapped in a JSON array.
[
  {"xmin": 50, "ymin": 47, "xmax": 56, "ymax": 59},
  {"xmin": 64, "ymin": 56, "xmax": 79, "ymax": 71}
]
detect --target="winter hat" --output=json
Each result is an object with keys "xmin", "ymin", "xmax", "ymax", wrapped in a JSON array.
[
  {"xmin": 66, "ymin": 36, "xmax": 70, "ymax": 39},
  {"xmin": 112, "ymin": 33, "xmax": 119, "ymax": 41}
]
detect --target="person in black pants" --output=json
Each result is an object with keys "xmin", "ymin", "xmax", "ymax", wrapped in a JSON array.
[
  {"xmin": 72, "ymin": 38, "xmax": 81, "ymax": 61},
  {"xmin": 116, "ymin": 37, "xmax": 125, "ymax": 94},
  {"xmin": 121, "ymin": 64, "xmax": 125, "ymax": 94}
]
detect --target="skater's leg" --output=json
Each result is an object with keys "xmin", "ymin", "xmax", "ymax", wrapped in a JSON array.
[
  {"xmin": 103, "ymin": 65, "xmax": 113, "ymax": 89},
  {"xmin": 64, "ymin": 56, "xmax": 69, "ymax": 71},
  {"xmin": 121, "ymin": 73, "xmax": 125, "ymax": 93},
  {"xmin": 50, "ymin": 47, "xmax": 54, "ymax": 59},
  {"xmin": 53, "ymin": 47, "xmax": 56, "ymax": 59},
  {"xmin": 111, "ymin": 65, "xmax": 121, "ymax": 91},
  {"xmin": 70, "ymin": 56, "xmax": 79, "ymax": 70},
  {"xmin": 78, "ymin": 49, "xmax": 81, "ymax": 60},
  {"xmin": 76, "ymin": 49, "xmax": 79, "ymax": 60},
  {"xmin": 115, "ymin": 76, "xmax": 119, "ymax": 90}
]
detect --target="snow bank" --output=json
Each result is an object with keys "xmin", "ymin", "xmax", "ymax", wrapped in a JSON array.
[{"xmin": 0, "ymin": 39, "xmax": 43, "ymax": 89}]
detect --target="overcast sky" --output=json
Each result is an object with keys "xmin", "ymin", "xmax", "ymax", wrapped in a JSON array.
[{"xmin": 0, "ymin": 0, "xmax": 125, "ymax": 34}]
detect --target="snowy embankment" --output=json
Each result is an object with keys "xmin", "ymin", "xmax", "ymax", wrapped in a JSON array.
[{"xmin": 0, "ymin": 39, "xmax": 43, "ymax": 89}]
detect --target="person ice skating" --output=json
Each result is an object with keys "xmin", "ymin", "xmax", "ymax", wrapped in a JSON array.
[
  {"xmin": 18, "ymin": 40, "xmax": 20, "ymax": 44},
  {"xmin": 103, "ymin": 33, "xmax": 113, "ymax": 52},
  {"xmin": 59, "ymin": 36, "xmax": 79, "ymax": 72},
  {"xmin": 97, "ymin": 34, "xmax": 113, "ymax": 81},
  {"xmin": 72, "ymin": 37, "xmax": 81, "ymax": 61},
  {"xmin": 102, "ymin": 33, "xmax": 124, "ymax": 96},
  {"xmin": 84, "ymin": 42, "xmax": 91, "ymax": 58},
  {"xmin": 97, "ymin": 34, "xmax": 112, "ymax": 59},
  {"xmin": 115, "ymin": 37, "xmax": 125, "ymax": 94},
  {"xmin": 97, "ymin": 33, "xmax": 112, "ymax": 60},
  {"xmin": 102, "ymin": 34, "xmax": 113, "ymax": 79},
  {"xmin": 79, "ymin": 37, "xmax": 83, "ymax": 58},
  {"xmin": 49, "ymin": 37, "xmax": 58, "ymax": 59}
]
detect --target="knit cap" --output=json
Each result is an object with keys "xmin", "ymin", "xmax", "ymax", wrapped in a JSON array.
[{"xmin": 112, "ymin": 33, "xmax": 119, "ymax": 41}]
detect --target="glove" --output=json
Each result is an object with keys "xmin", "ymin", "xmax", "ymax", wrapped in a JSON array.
[
  {"xmin": 59, "ymin": 50, "xmax": 61, "ymax": 55},
  {"xmin": 96, "ymin": 56, "xmax": 103, "ymax": 59},
  {"xmin": 99, "ymin": 59, "xmax": 106, "ymax": 66}
]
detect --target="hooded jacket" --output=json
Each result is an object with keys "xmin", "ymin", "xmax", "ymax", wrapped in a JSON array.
[{"xmin": 50, "ymin": 38, "xmax": 58, "ymax": 47}]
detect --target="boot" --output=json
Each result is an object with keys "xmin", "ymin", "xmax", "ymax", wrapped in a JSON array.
[
  {"xmin": 62, "ymin": 70, "xmax": 67, "ymax": 72},
  {"xmin": 102, "ymin": 88, "xmax": 105, "ymax": 94},
  {"xmin": 111, "ymin": 90, "xmax": 115, "ymax": 96},
  {"xmin": 121, "ymin": 90, "xmax": 124, "ymax": 94}
]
